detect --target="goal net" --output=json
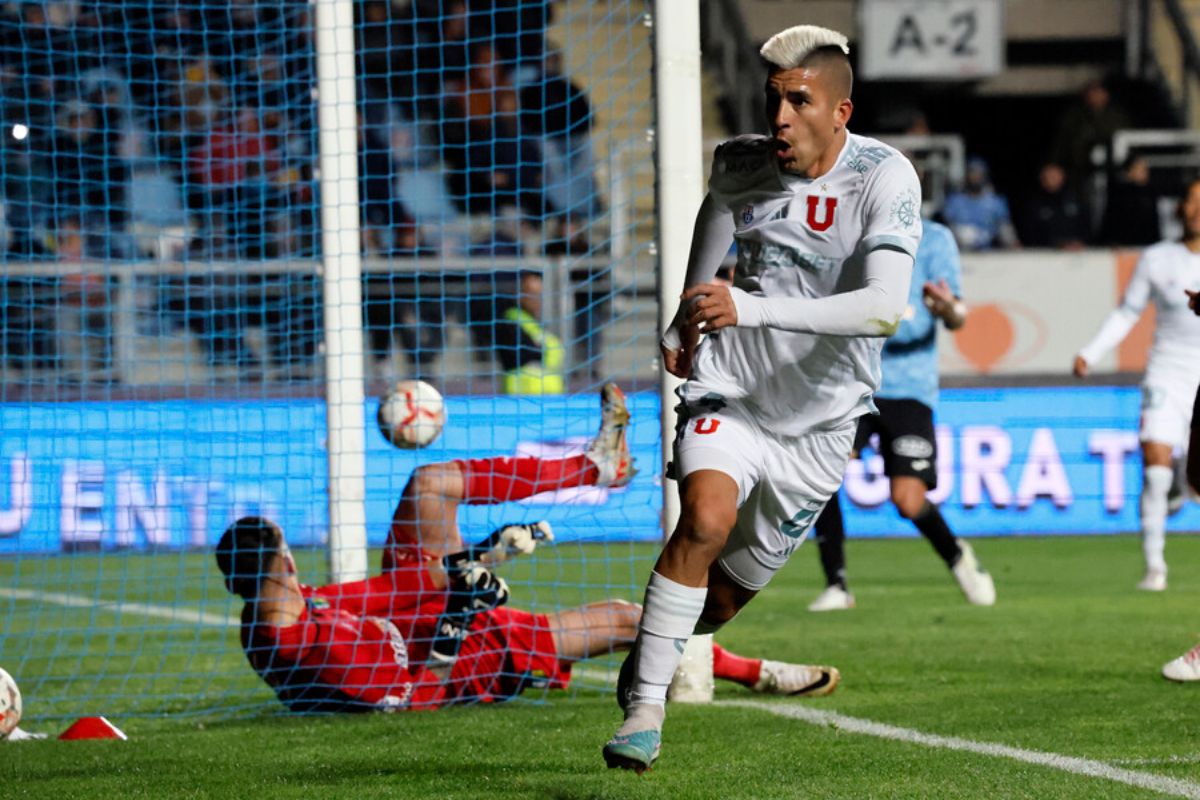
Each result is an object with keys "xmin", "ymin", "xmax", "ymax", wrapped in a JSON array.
[{"xmin": 0, "ymin": 0, "xmax": 669, "ymax": 722}]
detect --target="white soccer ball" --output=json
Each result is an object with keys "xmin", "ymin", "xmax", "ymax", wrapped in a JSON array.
[
  {"xmin": 0, "ymin": 667, "xmax": 22, "ymax": 740},
  {"xmin": 377, "ymin": 380, "xmax": 446, "ymax": 449}
]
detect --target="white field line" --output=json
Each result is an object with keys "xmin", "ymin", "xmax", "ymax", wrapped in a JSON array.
[
  {"xmin": 8, "ymin": 587, "xmax": 1200, "ymax": 797},
  {"xmin": 0, "ymin": 587, "xmax": 235, "ymax": 628},
  {"xmin": 721, "ymin": 700, "xmax": 1200, "ymax": 800}
]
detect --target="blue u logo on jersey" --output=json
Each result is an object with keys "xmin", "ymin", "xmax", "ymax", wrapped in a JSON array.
[
  {"xmin": 741, "ymin": 204, "xmax": 754, "ymax": 224},
  {"xmin": 780, "ymin": 507, "xmax": 818, "ymax": 538}
]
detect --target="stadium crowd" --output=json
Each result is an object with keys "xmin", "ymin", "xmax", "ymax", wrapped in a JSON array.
[{"xmin": 0, "ymin": 1, "xmax": 1186, "ymax": 383}]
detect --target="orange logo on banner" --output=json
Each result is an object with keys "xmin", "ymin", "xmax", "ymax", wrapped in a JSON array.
[{"xmin": 954, "ymin": 304, "xmax": 1013, "ymax": 373}]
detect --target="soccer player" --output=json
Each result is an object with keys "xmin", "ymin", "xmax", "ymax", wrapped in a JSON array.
[
  {"xmin": 603, "ymin": 25, "xmax": 921, "ymax": 772},
  {"xmin": 808, "ymin": 219, "xmax": 995, "ymax": 611},
  {"xmin": 1160, "ymin": 287, "xmax": 1200, "ymax": 681},
  {"xmin": 1074, "ymin": 178, "xmax": 1200, "ymax": 592},
  {"xmin": 216, "ymin": 385, "xmax": 841, "ymax": 710}
]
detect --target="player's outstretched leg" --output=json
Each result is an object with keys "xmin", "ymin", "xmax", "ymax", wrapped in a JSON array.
[
  {"xmin": 809, "ymin": 495, "xmax": 855, "ymax": 612},
  {"xmin": 712, "ymin": 643, "xmax": 840, "ymax": 697},
  {"xmin": 1163, "ymin": 643, "xmax": 1200, "ymax": 682},
  {"xmin": 587, "ymin": 381, "xmax": 638, "ymax": 487}
]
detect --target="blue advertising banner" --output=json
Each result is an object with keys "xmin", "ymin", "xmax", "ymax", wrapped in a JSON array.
[
  {"xmin": 0, "ymin": 394, "xmax": 664, "ymax": 554},
  {"xmin": 0, "ymin": 387, "xmax": 1193, "ymax": 554}
]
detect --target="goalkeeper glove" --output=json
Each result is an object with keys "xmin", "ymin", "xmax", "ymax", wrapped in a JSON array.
[
  {"xmin": 443, "ymin": 521, "xmax": 553, "ymax": 570},
  {"xmin": 428, "ymin": 564, "xmax": 510, "ymax": 669}
]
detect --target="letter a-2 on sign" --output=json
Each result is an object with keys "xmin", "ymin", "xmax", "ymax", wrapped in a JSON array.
[{"xmin": 857, "ymin": 0, "xmax": 1004, "ymax": 80}]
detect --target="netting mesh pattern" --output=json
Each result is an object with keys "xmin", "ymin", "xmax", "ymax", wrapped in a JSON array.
[{"xmin": 0, "ymin": 0, "xmax": 661, "ymax": 720}]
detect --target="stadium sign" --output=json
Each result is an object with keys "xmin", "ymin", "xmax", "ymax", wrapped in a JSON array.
[
  {"xmin": 858, "ymin": 0, "xmax": 1004, "ymax": 80},
  {"xmin": 0, "ymin": 389, "xmax": 1191, "ymax": 554}
]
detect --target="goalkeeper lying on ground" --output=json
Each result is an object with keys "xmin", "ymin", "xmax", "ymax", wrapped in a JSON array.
[{"xmin": 215, "ymin": 384, "xmax": 840, "ymax": 711}]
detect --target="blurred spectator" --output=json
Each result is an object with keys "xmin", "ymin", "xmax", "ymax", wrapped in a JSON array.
[
  {"xmin": 187, "ymin": 107, "xmax": 281, "ymax": 258},
  {"xmin": 941, "ymin": 157, "xmax": 1020, "ymax": 251},
  {"xmin": 545, "ymin": 216, "xmax": 609, "ymax": 379},
  {"xmin": 51, "ymin": 97, "xmax": 130, "ymax": 258},
  {"xmin": 1020, "ymin": 163, "xmax": 1090, "ymax": 250},
  {"xmin": 358, "ymin": 113, "xmax": 412, "ymax": 257},
  {"xmin": 1099, "ymin": 154, "xmax": 1160, "ymax": 247},
  {"xmin": 495, "ymin": 271, "xmax": 563, "ymax": 395},
  {"xmin": 486, "ymin": 0, "xmax": 553, "ymax": 77},
  {"xmin": 443, "ymin": 44, "xmax": 544, "ymax": 219},
  {"xmin": 364, "ymin": 221, "xmax": 442, "ymax": 378},
  {"xmin": 54, "ymin": 217, "xmax": 113, "ymax": 382},
  {"xmin": 1050, "ymin": 78, "xmax": 1130, "ymax": 189},
  {"xmin": 522, "ymin": 52, "xmax": 599, "ymax": 220}
]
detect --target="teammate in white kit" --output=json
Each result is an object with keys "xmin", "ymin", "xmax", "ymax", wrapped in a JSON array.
[
  {"xmin": 1160, "ymin": 261, "xmax": 1200, "ymax": 681},
  {"xmin": 602, "ymin": 25, "xmax": 921, "ymax": 772},
  {"xmin": 1074, "ymin": 178, "xmax": 1200, "ymax": 592}
]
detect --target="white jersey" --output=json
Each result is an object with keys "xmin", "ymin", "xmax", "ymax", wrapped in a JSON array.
[
  {"xmin": 684, "ymin": 132, "xmax": 923, "ymax": 436},
  {"xmin": 1079, "ymin": 241, "xmax": 1200, "ymax": 378}
]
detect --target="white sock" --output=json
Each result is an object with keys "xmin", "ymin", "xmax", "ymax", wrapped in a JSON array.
[
  {"xmin": 1142, "ymin": 465, "xmax": 1172, "ymax": 573},
  {"xmin": 629, "ymin": 571, "xmax": 707, "ymax": 707}
]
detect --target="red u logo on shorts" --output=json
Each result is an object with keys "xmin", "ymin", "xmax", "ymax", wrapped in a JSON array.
[
  {"xmin": 805, "ymin": 196, "xmax": 837, "ymax": 232},
  {"xmin": 693, "ymin": 418, "xmax": 720, "ymax": 435}
]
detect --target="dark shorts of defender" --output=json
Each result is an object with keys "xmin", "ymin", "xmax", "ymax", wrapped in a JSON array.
[{"xmin": 855, "ymin": 398, "xmax": 938, "ymax": 489}]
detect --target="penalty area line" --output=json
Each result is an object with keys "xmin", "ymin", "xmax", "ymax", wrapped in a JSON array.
[
  {"xmin": 0, "ymin": 587, "xmax": 235, "ymax": 628},
  {"xmin": 720, "ymin": 700, "xmax": 1200, "ymax": 800}
]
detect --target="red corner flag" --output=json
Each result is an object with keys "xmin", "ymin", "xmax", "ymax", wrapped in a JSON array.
[{"xmin": 58, "ymin": 716, "xmax": 127, "ymax": 741}]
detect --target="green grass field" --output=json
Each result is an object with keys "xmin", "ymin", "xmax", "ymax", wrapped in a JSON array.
[{"xmin": 4, "ymin": 534, "xmax": 1200, "ymax": 799}]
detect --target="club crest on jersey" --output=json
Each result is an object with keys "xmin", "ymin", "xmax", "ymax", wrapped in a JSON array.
[
  {"xmin": 806, "ymin": 196, "xmax": 838, "ymax": 232},
  {"xmin": 741, "ymin": 204, "xmax": 754, "ymax": 224}
]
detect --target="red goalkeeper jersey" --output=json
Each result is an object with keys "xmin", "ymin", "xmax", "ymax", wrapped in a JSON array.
[{"xmin": 240, "ymin": 565, "xmax": 571, "ymax": 712}]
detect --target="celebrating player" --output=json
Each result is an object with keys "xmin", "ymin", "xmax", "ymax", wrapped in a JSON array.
[
  {"xmin": 216, "ymin": 385, "xmax": 841, "ymax": 711},
  {"xmin": 1074, "ymin": 178, "xmax": 1200, "ymax": 592},
  {"xmin": 808, "ymin": 219, "xmax": 995, "ymax": 611},
  {"xmin": 602, "ymin": 25, "xmax": 921, "ymax": 772}
]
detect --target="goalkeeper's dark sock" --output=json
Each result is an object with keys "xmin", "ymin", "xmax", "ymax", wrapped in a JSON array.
[
  {"xmin": 457, "ymin": 455, "xmax": 598, "ymax": 504},
  {"xmin": 711, "ymin": 643, "xmax": 761, "ymax": 687},
  {"xmin": 813, "ymin": 495, "xmax": 848, "ymax": 590},
  {"xmin": 912, "ymin": 501, "xmax": 961, "ymax": 566}
]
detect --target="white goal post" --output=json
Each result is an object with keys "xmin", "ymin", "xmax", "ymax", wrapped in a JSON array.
[{"xmin": 654, "ymin": 0, "xmax": 714, "ymax": 703}]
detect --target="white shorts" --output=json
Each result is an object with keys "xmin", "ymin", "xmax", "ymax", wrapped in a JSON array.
[
  {"xmin": 674, "ymin": 398, "xmax": 856, "ymax": 591},
  {"xmin": 1140, "ymin": 369, "xmax": 1200, "ymax": 448}
]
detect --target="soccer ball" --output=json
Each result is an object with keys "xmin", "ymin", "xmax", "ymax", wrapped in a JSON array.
[
  {"xmin": 0, "ymin": 667, "xmax": 21, "ymax": 740},
  {"xmin": 377, "ymin": 380, "xmax": 446, "ymax": 449}
]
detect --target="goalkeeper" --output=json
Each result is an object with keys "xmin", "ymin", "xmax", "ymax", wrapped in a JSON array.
[{"xmin": 216, "ymin": 385, "xmax": 839, "ymax": 711}]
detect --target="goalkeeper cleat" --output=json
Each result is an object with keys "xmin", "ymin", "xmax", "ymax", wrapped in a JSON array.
[
  {"xmin": 808, "ymin": 585, "xmax": 856, "ymax": 612},
  {"xmin": 1137, "ymin": 567, "xmax": 1168, "ymax": 592},
  {"xmin": 1162, "ymin": 643, "xmax": 1200, "ymax": 682},
  {"xmin": 587, "ymin": 382, "xmax": 638, "ymax": 488},
  {"xmin": 752, "ymin": 661, "xmax": 840, "ymax": 697},
  {"xmin": 603, "ymin": 704, "xmax": 663, "ymax": 773},
  {"xmin": 951, "ymin": 540, "xmax": 996, "ymax": 606}
]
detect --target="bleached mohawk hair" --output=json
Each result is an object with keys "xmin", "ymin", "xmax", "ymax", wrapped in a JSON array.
[{"xmin": 759, "ymin": 25, "xmax": 850, "ymax": 70}]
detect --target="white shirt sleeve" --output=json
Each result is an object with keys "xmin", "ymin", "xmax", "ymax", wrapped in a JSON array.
[
  {"xmin": 731, "ymin": 247, "xmax": 914, "ymax": 336},
  {"xmin": 1078, "ymin": 253, "xmax": 1153, "ymax": 364},
  {"xmin": 662, "ymin": 193, "xmax": 734, "ymax": 349},
  {"xmin": 861, "ymin": 155, "xmax": 924, "ymax": 258}
]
